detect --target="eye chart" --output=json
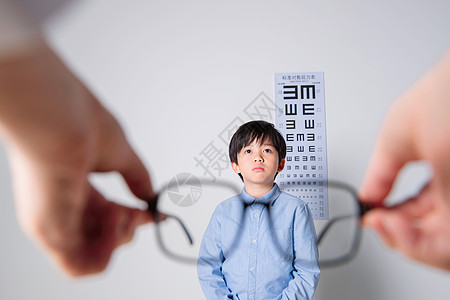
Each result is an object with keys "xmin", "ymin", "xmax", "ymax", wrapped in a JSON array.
[{"xmin": 274, "ymin": 72, "xmax": 328, "ymax": 220}]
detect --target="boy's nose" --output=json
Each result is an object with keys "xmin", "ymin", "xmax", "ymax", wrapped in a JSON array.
[{"xmin": 254, "ymin": 156, "xmax": 263, "ymax": 162}]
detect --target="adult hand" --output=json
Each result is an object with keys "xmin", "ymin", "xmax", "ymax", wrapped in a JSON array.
[
  {"xmin": 0, "ymin": 40, "xmax": 155, "ymax": 276},
  {"xmin": 359, "ymin": 50, "xmax": 450, "ymax": 271}
]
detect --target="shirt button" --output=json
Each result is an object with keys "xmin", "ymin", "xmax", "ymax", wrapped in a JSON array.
[
  {"xmin": 249, "ymin": 295, "xmax": 253, "ymax": 299},
  {"xmin": 250, "ymin": 267, "xmax": 255, "ymax": 271},
  {"xmin": 254, "ymin": 213, "xmax": 258, "ymax": 218},
  {"xmin": 252, "ymin": 239, "xmax": 257, "ymax": 244}
]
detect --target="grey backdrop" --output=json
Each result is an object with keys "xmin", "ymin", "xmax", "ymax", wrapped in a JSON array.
[{"xmin": 1, "ymin": 0, "xmax": 450, "ymax": 299}]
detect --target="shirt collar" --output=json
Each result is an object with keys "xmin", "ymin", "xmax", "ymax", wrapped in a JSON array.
[{"xmin": 240, "ymin": 183, "xmax": 282, "ymax": 206}]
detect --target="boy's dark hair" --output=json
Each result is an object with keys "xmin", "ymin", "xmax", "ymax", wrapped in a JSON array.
[{"xmin": 229, "ymin": 120, "xmax": 286, "ymax": 165}]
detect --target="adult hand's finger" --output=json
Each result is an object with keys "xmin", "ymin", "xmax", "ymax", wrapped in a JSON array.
[
  {"xmin": 90, "ymin": 105, "xmax": 155, "ymax": 201},
  {"xmin": 359, "ymin": 89, "xmax": 418, "ymax": 204},
  {"xmin": 363, "ymin": 183, "xmax": 450, "ymax": 271},
  {"xmin": 117, "ymin": 143, "xmax": 155, "ymax": 202}
]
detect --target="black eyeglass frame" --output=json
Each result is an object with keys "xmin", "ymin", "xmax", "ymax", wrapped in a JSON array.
[{"xmin": 144, "ymin": 177, "xmax": 422, "ymax": 267}]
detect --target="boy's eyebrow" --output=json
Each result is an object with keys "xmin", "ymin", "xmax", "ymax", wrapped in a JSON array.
[{"xmin": 242, "ymin": 142, "xmax": 274, "ymax": 148}]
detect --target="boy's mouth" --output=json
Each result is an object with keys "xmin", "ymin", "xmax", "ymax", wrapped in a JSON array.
[{"xmin": 252, "ymin": 166, "xmax": 264, "ymax": 171}]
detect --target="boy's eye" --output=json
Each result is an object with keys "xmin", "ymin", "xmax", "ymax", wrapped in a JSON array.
[
  {"xmin": 263, "ymin": 149, "xmax": 272, "ymax": 153},
  {"xmin": 244, "ymin": 149, "xmax": 252, "ymax": 154}
]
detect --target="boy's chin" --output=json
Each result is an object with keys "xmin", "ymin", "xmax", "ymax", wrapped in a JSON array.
[{"xmin": 243, "ymin": 179, "xmax": 276, "ymax": 187}]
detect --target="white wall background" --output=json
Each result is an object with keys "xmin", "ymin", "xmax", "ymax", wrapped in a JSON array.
[{"xmin": 1, "ymin": 0, "xmax": 450, "ymax": 299}]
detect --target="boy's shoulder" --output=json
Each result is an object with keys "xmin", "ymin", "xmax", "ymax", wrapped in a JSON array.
[
  {"xmin": 277, "ymin": 190, "xmax": 309, "ymax": 210},
  {"xmin": 216, "ymin": 194, "xmax": 242, "ymax": 212},
  {"xmin": 211, "ymin": 193, "xmax": 245, "ymax": 222},
  {"xmin": 216, "ymin": 193, "xmax": 243, "ymax": 209}
]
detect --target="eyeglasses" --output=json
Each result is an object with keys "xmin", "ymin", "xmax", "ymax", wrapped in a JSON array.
[{"xmin": 145, "ymin": 175, "xmax": 425, "ymax": 268}]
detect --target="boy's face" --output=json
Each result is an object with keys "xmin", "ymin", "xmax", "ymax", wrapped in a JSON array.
[{"xmin": 231, "ymin": 138, "xmax": 285, "ymax": 188}]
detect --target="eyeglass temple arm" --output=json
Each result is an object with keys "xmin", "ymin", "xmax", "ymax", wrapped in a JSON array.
[
  {"xmin": 146, "ymin": 194, "xmax": 194, "ymax": 245},
  {"xmin": 357, "ymin": 180, "xmax": 431, "ymax": 217},
  {"xmin": 162, "ymin": 213, "xmax": 194, "ymax": 245},
  {"xmin": 358, "ymin": 201, "xmax": 380, "ymax": 217}
]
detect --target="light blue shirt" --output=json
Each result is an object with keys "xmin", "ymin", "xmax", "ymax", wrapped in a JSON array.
[{"xmin": 197, "ymin": 184, "xmax": 320, "ymax": 300}]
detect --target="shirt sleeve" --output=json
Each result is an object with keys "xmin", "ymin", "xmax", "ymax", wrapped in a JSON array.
[
  {"xmin": 197, "ymin": 205, "xmax": 235, "ymax": 300},
  {"xmin": 281, "ymin": 204, "xmax": 320, "ymax": 300}
]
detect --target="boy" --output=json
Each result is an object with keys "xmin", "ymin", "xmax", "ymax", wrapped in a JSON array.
[{"xmin": 197, "ymin": 120, "xmax": 320, "ymax": 300}]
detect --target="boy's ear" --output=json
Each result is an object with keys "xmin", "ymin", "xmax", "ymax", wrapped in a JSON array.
[
  {"xmin": 277, "ymin": 159, "xmax": 286, "ymax": 172},
  {"xmin": 231, "ymin": 161, "xmax": 240, "ymax": 174}
]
